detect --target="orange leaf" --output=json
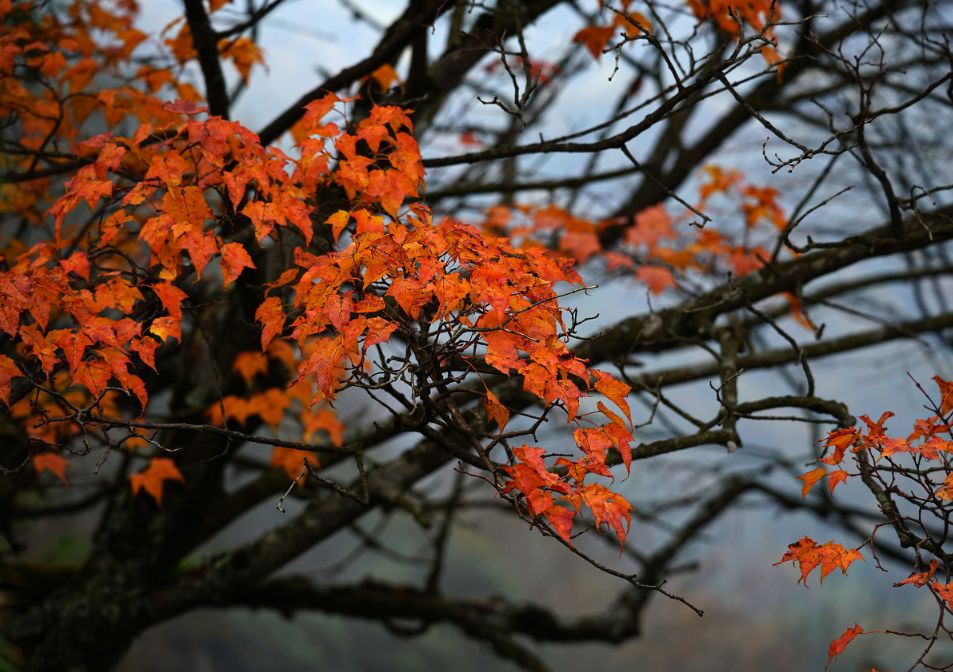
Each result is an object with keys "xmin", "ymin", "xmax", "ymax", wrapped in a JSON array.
[
  {"xmin": 798, "ymin": 466, "xmax": 826, "ymax": 497},
  {"xmin": 152, "ymin": 281, "xmax": 187, "ymax": 322},
  {"xmin": 894, "ymin": 560, "xmax": 939, "ymax": 588},
  {"xmin": 484, "ymin": 390, "xmax": 510, "ymax": 431},
  {"xmin": 827, "ymin": 469, "xmax": 849, "ymax": 495},
  {"xmin": 0, "ymin": 354, "xmax": 21, "ymax": 405},
  {"xmin": 635, "ymin": 265, "xmax": 676, "ymax": 294},
  {"xmin": 130, "ymin": 457, "xmax": 184, "ymax": 506},
  {"xmin": 368, "ymin": 63, "xmax": 400, "ymax": 90},
  {"xmin": 934, "ymin": 375, "xmax": 953, "ymax": 414},
  {"xmin": 934, "ymin": 472, "xmax": 953, "ymax": 500},
  {"xmin": 775, "ymin": 537, "xmax": 863, "ymax": 585},
  {"xmin": 220, "ymin": 242, "xmax": 255, "ymax": 287},
  {"xmin": 828, "ymin": 624, "xmax": 863, "ymax": 665},
  {"xmin": 256, "ymin": 296, "xmax": 285, "ymax": 350},
  {"xmin": 592, "ymin": 369, "xmax": 632, "ymax": 425},
  {"xmin": 572, "ymin": 25, "xmax": 615, "ymax": 60},
  {"xmin": 271, "ymin": 446, "xmax": 312, "ymax": 480},
  {"xmin": 234, "ymin": 351, "xmax": 269, "ymax": 386},
  {"xmin": 33, "ymin": 453, "xmax": 68, "ymax": 485}
]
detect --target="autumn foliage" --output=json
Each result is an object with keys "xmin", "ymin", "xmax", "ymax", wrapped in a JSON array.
[{"xmin": 2, "ymin": 0, "xmax": 953, "ymax": 670}]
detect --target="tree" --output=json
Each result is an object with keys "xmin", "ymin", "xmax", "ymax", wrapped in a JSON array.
[{"xmin": 1, "ymin": 0, "xmax": 952, "ymax": 669}]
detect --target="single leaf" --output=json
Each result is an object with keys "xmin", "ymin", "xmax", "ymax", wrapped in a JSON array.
[
  {"xmin": 33, "ymin": 453, "xmax": 68, "ymax": 485},
  {"xmin": 484, "ymin": 390, "xmax": 510, "ymax": 431},
  {"xmin": 129, "ymin": 457, "xmax": 184, "ymax": 506},
  {"xmin": 220, "ymin": 242, "xmax": 255, "ymax": 287},
  {"xmin": 827, "ymin": 469, "xmax": 849, "ymax": 495},
  {"xmin": 828, "ymin": 624, "xmax": 863, "ymax": 665},
  {"xmin": 798, "ymin": 466, "xmax": 826, "ymax": 497},
  {"xmin": 572, "ymin": 25, "xmax": 615, "ymax": 60},
  {"xmin": 271, "ymin": 446, "xmax": 312, "ymax": 480},
  {"xmin": 256, "ymin": 296, "xmax": 285, "ymax": 350}
]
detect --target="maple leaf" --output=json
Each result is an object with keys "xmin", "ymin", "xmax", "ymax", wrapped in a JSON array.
[
  {"xmin": 484, "ymin": 389, "xmax": 509, "ymax": 431},
  {"xmin": 827, "ymin": 469, "xmax": 849, "ymax": 495},
  {"xmin": 219, "ymin": 36, "xmax": 264, "ymax": 82},
  {"xmin": 152, "ymin": 281, "xmax": 188, "ymax": 322},
  {"xmin": 931, "ymin": 581, "xmax": 953, "ymax": 611},
  {"xmin": 233, "ymin": 351, "xmax": 269, "ymax": 386},
  {"xmin": 574, "ymin": 482, "xmax": 632, "ymax": 544},
  {"xmin": 820, "ymin": 426, "xmax": 861, "ymax": 466},
  {"xmin": 934, "ymin": 472, "xmax": 953, "ymax": 500},
  {"xmin": 368, "ymin": 63, "xmax": 400, "ymax": 90},
  {"xmin": 635, "ymin": 266, "xmax": 676, "ymax": 295},
  {"xmin": 592, "ymin": 369, "xmax": 632, "ymax": 425},
  {"xmin": 933, "ymin": 375, "xmax": 953, "ymax": 414},
  {"xmin": 775, "ymin": 537, "xmax": 863, "ymax": 585},
  {"xmin": 0, "ymin": 354, "xmax": 21, "ymax": 404},
  {"xmin": 894, "ymin": 560, "xmax": 939, "ymax": 588},
  {"xmin": 220, "ymin": 242, "xmax": 256, "ymax": 287},
  {"xmin": 798, "ymin": 466, "xmax": 826, "ymax": 497},
  {"xmin": 33, "ymin": 453, "xmax": 68, "ymax": 485},
  {"xmin": 271, "ymin": 446, "xmax": 311, "ymax": 480},
  {"xmin": 256, "ymin": 296, "xmax": 285, "ymax": 350},
  {"xmin": 572, "ymin": 25, "xmax": 615, "ymax": 60},
  {"xmin": 130, "ymin": 457, "xmax": 184, "ymax": 506},
  {"xmin": 827, "ymin": 624, "xmax": 863, "ymax": 667}
]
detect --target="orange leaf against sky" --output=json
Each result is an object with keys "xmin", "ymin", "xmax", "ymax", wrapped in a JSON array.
[
  {"xmin": 572, "ymin": 25, "xmax": 615, "ymax": 60},
  {"xmin": 931, "ymin": 581, "xmax": 953, "ymax": 612},
  {"xmin": 934, "ymin": 472, "xmax": 953, "ymax": 500},
  {"xmin": 827, "ymin": 624, "xmax": 863, "ymax": 666},
  {"xmin": 934, "ymin": 375, "xmax": 953, "ymax": 414},
  {"xmin": 894, "ymin": 560, "xmax": 939, "ymax": 588},
  {"xmin": 592, "ymin": 369, "xmax": 632, "ymax": 425},
  {"xmin": 775, "ymin": 537, "xmax": 863, "ymax": 585},
  {"xmin": 130, "ymin": 458, "xmax": 184, "ymax": 506},
  {"xmin": 635, "ymin": 265, "xmax": 676, "ymax": 295},
  {"xmin": 826, "ymin": 469, "xmax": 849, "ymax": 495},
  {"xmin": 798, "ymin": 466, "xmax": 826, "ymax": 497}
]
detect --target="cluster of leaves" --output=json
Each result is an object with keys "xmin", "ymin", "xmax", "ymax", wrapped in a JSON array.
[
  {"xmin": 0, "ymin": 0, "xmax": 644, "ymax": 547},
  {"xmin": 777, "ymin": 376, "xmax": 953, "ymax": 667},
  {"xmin": 572, "ymin": 0, "xmax": 784, "ymax": 71},
  {"xmin": 479, "ymin": 164, "xmax": 791, "ymax": 299}
]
